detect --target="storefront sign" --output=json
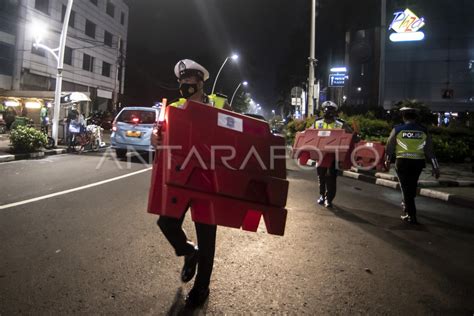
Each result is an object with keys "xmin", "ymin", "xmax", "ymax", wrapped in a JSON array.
[{"xmin": 389, "ymin": 8, "xmax": 426, "ymax": 42}]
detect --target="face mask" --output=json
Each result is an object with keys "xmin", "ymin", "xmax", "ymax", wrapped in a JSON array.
[
  {"xmin": 323, "ymin": 109, "xmax": 336, "ymax": 119},
  {"xmin": 179, "ymin": 83, "xmax": 199, "ymax": 99}
]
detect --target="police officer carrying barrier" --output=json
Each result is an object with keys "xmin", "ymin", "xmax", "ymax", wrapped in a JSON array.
[
  {"xmin": 385, "ymin": 107, "xmax": 440, "ymax": 224},
  {"xmin": 312, "ymin": 101, "xmax": 353, "ymax": 208},
  {"xmin": 153, "ymin": 59, "xmax": 230, "ymax": 307},
  {"xmin": 167, "ymin": 59, "xmax": 230, "ymax": 110}
]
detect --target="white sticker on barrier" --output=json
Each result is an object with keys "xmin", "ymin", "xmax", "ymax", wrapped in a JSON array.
[
  {"xmin": 366, "ymin": 142, "xmax": 374, "ymax": 147},
  {"xmin": 317, "ymin": 131, "xmax": 331, "ymax": 137},
  {"xmin": 218, "ymin": 113, "xmax": 243, "ymax": 132}
]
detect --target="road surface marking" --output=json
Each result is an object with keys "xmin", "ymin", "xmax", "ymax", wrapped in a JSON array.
[{"xmin": 0, "ymin": 167, "xmax": 152, "ymax": 210}]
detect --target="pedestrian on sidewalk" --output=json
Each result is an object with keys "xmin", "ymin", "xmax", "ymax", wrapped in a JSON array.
[
  {"xmin": 67, "ymin": 106, "xmax": 80, "ymax": 151},
  {"xmin": 40, "ymin": 105, "xmax": 49, "ymax": 134},
  {"xmin": 385, "ymin": 107, "xmax": 441, "ymax": 224},
  {"xmin": 312, "ymin": 101, "xmax": 353, "ymax": 208},
  {"xmin": 152, "ymin": 59, "xmax": 230, "ymax": 308}
]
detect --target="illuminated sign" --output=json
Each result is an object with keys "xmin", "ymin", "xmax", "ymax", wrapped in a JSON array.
[
  {"xmin": 389, "ymin": 8, "xmax": 425, "ymax": 42},
  {"xmin": 329, "ymin": 74, "xmax": 348, "ymax": 87}
]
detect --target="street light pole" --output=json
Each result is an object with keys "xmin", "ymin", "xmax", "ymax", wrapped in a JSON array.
[
  {"xmin": 52, "ymin": 0, "xmax": 73, "ymax": 146},
  {"xmin": 34, "ymin": 1, "xmax": 73, "ymax": 146},
  {"xmin": 308, "ymin": 0, "xmax": 317, "ymax": 116},
  {"xmin": 211, "ymin": 54, "xmax": 238, "ymax": 95},
  {"xmin": 230, "ymin": 81, "xmax": 248, "ymax": 106}
]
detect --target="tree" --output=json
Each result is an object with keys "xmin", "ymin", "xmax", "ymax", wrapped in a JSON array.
[
  {"xmin": 392, "ymin": 100, "xmax": 438, "ymax": 126},
  {"xmin": 231, "ymin": 92, "xmax": 251, "ymax": 114}
]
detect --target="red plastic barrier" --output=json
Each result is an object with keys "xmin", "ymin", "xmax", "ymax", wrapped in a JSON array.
[
  {"xmin": 353, "ymin": 141, "xmax": 386, "ymax": 171},
  {"xmin": 148, "ymin": 100, "xmax": 288, "ymax": 236},
  {"xmin": 292, "ymin": 129, "xmax": 356, "ymax": 169}
]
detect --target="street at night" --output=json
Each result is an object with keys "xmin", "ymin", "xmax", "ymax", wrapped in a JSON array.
[
  {"xmin": 2, "ymin": 0, "xmax": 474, "ymax": 314},
  {"xmin": 1, "ymin": 154, "xmax": 473, "ymax": 314}
]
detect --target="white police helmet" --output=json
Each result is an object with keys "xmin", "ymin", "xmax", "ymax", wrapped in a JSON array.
[
  {"xmin": 321, "ymin": 101, "xmax": 338, "ymax": 110},
  {"xmin": 174, "ymin": 59, "xmax": 210, "ymax": 81}
]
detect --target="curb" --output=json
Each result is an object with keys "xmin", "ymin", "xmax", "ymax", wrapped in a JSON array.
[
  {"xmin": 342, "ymin": 170, "xmax": 474, "ymax": 208},
  {"xmin": 351, "ymin": 166, "xmax": 474, "ymax": 188},
  {"xmin": 0, "ymin": 148, "xmax": 67, "ymax": 163}
]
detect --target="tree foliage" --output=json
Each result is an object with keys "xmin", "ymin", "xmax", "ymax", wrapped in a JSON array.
[{"xmin": 231, "ymin": 92, "xmax": 251, "ymax": 114}]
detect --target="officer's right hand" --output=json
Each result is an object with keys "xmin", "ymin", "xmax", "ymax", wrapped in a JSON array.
[
  {"xmin": 151, "ymin": 123, "xmax": 163, "ymax": 148},
  {"xmin": 432, "ymin": 168, "xmax": 441, "ymax": 179},
  {"xmin": 384, "ymin": 159, "xmax": 391, "ymax": 172}
]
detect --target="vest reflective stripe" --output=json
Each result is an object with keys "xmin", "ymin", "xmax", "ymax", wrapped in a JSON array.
[
  {"xmin": 314, "ymin": 119, "xmax": 343, "ymax": 129},
  {"xmin": 395, "ymin": 130, "xmax": 427, "ymax": 159}
]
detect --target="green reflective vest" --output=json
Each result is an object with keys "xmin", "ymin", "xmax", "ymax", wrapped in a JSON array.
[
  {"xmin": 395, "ymin": 130, "xmax": 427, "ymax": 159},
  {"xmin": 314, "ymin": 119, "xmax": 344, "ymax": 129},
  {"xmin": 169, "ymin": 94, "xmax": 227, "ymax": 109}
]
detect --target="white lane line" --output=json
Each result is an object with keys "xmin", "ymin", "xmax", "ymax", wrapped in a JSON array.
[{"xmin": 0, "ymin": 167, "xmax": 152, "ymax": 210}]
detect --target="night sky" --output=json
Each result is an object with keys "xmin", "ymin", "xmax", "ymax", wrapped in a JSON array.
[{"xmin": 124, "ymin": 0, "xmax": 379, "ymax": 115}]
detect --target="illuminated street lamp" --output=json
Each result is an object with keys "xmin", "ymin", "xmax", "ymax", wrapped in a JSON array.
[
  {"xmin": 32, "ymin": 0, "xmax": 73, "ymax": 146},
  {"xmin": 211, "ymin": 53, "xmax": 239, "ymax": 95},
  {"xmin": 230, "ymin": 81, "xmax": 248, "ymax": 106}
]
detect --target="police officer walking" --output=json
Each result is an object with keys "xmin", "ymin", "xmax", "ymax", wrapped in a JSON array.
[
  {"xmin": 385, "ymin": 107, "xmax": 440, "ymax": 224},
  {"xmin": 313, "ymin": 101, "xmax": 353, "ymax": 208},
  {"xmin": 154, "ymin": 59, "xmax": 229, "ymax": 308}
]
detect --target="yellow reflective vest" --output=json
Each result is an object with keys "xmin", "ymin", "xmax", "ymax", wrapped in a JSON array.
[
  {"xmin": 169, "ymin": 94, "xmax": 227, "ymax": 109},
  {"xmin": 313, "ymin": 119, "xmax": 344, "ymax": 129},
  {"xmin": 395, "ymin": 128, "xmax": 427, "ymax": 160}
]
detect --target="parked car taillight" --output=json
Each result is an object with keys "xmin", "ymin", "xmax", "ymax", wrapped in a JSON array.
[{"xmin": 112, "ymin": 121, "xmax": 117, "ymax": 132}]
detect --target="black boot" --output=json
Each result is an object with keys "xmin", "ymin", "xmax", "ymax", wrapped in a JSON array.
[
  {"xmin": 185, "ymin": 285, "xmax": 210, "ymax": 307},
  {"xmin": 181, "ymin": 245, "xmax": 199, "ymax": 283},
  {"xmin": 400, "ymin": 214, "xmax": 411, "ymax": 222},
  {"xmin": 317, "ymin": 195, "xmax": 325, "ymax": 205}
]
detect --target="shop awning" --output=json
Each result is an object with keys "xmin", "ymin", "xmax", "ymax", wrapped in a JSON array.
[
  {"xmin": 61, "ymin": 92, "xmax": 91, "ymax": 104},
  {"xmin": 0, "ymin": 90, "xmax": 90, "ymax": 100}
]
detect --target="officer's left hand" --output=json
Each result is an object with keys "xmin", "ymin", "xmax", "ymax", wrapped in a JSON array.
[{"xmin": 432, "ymin": 168, "xmax": 441, "ymax": 179}]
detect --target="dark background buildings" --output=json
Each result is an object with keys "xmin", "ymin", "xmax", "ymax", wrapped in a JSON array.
[{"xmin": 124, "ymin": 0, "xmax": 474, "ymax": 115}]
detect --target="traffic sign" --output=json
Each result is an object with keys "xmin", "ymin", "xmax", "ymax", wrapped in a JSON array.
[{"xmin": 329, "ymin": 74, "xmax": 347, "ymax": 87}]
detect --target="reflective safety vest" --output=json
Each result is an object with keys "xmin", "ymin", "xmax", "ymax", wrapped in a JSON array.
[
  {"xmin": 169, "ymin": 94, "xmax": 227, "ymax": 109},
  {"xmin": 208, "ymin": 94, "xmax": 227, "ymax": 109},
  {"xmin": 394, "ymin": 124, "xmax": 427, "ymax": 160},
  {"xmin": 314, "ymin": 119, "xmax": 344, "ymax": 129},
  {"xmin": 169, "ymin": 98, "xmax": 187, "ymax": 108}
]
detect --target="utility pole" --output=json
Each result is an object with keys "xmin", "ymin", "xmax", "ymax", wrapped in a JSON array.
[
  {"xmin": 12, "ymin": 0, "xmax": 26, "ymax": 91},
  {"xmin": 308, "ymin": 0, "xmax": 317, "ymax": 116},
  {"xmin": 113, "ymin": 36, "xmax": 122, "ymax": 111}
]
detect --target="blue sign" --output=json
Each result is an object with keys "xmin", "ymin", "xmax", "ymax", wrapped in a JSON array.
[{"xmin": 329, "ymin": 74, "xmax": 347, "ymax": 87}]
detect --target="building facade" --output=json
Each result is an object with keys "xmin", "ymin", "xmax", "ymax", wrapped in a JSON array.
[
  {"xmin": 340, "ymin": 0, "xmax": 474, "ymax": 112},
  {"xmin": 0, "ymin": 0, "xmax": 128, "ymax": 121}
]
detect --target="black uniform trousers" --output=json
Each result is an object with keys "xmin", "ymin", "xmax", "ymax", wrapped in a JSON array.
[
  {"xmin": 395, "ymin": 158, "xmax": 425, "ymax": 218},
  {"xmin": 317, "ymin": 160, "xmax": 337, "ymax": 202},
  {"xmin": 158, "ymin": 213, "xmax": 217, "ymax": 289}
]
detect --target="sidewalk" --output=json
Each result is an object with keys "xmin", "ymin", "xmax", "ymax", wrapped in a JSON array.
[{"xmin": 0, "ymin": 131, "xmax": 111, "ymax": 162}]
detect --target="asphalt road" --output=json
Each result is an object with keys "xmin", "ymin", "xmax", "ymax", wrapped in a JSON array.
[{"xmin": 0, "ymin": 153, "xmax": 473, "ymax": 315}]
